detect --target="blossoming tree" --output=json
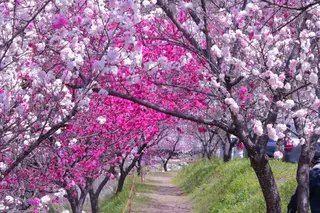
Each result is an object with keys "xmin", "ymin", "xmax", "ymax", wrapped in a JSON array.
[
  {"xmin": 1, "ymin": 0, "xmax": 320, "ymax": 213},
  {"xmin": 103, "ymin": 1, "xmax": 320, "ymax": 212}
]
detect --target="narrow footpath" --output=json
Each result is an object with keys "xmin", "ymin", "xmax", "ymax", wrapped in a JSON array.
[{"xmin": 132, "ymin": 172, "xmax": 191, "ymax": 213}]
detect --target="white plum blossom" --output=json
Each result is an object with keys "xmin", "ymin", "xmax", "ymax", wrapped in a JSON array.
[
  {"xmin": 182, "ymin": 2, "xmax": 193, "ymax": 9},
  {"xmin": 267, "ymin": 72, "xmax": 284, "ymax": 90},
  {"xmin": 66, "ymin": 61, "xmax": 76, "ymax": 70},
  {"xmin": 93, "ymin": 60, "xmax": 105, "ymax": 71},
  {"xmin": 78, "ymin": 97, "xmax": 90, "ymax": 108},
  {"xmin": 296, "ymin": 73, "xmax": 303, "ymax": 81},
  {"xmin": 98, "ymin": 88, "xmax": 108, "ymax": 97},
  {"xmin": 312, "ymin": 98, "xmax": 320, "ymax": 110},
  {"xmin": 301, "ymin": 62, "xmax": 310, "ymax": 72},
  {"xmin": 74, "ymin": 55, "xmax": 84, "ymax": 66},
  {"xmin": 274, "ymin": 151, "xmax": 283, "ymax": 160},
  {"xmin": 106, "ymin": 49, "xmax": 119, "ymax": 62},
  {"xmin": 97, "ymin": 116, "xmax": 106, "ymax": 124},
  {"xmin": 36, "ymin": 42, "xmax": 46, "ymax": 51},
  {"xmin": 54, "ymin": 189, "xmax": 67, "ymax": 198},
  {"xmin": 225, "ymin": 98, "xmax": 239, "ymax": 114},
  {"xmin": 40, "ymin": 195, "xmax": 51, "ymax": 204},
  {"xmin": 4, "ymin": 196, "xmax": 14, "ymax": 204},
  {"xmin": 84, "ymin": 8, "xmax": 94, "ymax": 16},
  {"xmin": 304, "ymin": 123, "xmax": 314, "ymax": 135},
  {"xmin": 267, "ymin": 124, "xmax": 278, "ymax": 141},
  {"xmin": 276, "ymin": 101, "xmax": 284, "ymax": 108},
  {"xmin": 309, "ymin": 72, "xmax": 318, "ymax": 84},
  {"xmin": 222, "ymin": 33, "xmax": 233, "ymax": 43},
  {"xmin": 211, "ymin": 45, "xmax": 222, "ymax": 58},
  {"xmin": 70, "ymin": 138, "xmax": 78, "ymax": 144},
  {"xmin": 292, "ymin": 138, "xmax": 300, "ymax": 147},
  {"xmin": 293, "ymin": 109, "xmax": 307, "ymax": 118},
  {"xmin": 253, "ymin": 120, "xmax": 263, "ymax": 136},
  {"xmin": 222, "ymin": 46, "xmax": 230, "ymax": 58},
  {"xmin": 315, "ymin": 127, "xmax": 320, "ymax": 135},
  {"xmin": 0, "ymin": 204, "xmax": 8, "ymax": 211},
  {"xmin": 246, "ymin": 3, "xmax": 259, "ymax": 12},
  {"xmin": 276, "ymin": 124, "xmax": 287, "ymax": 139},
  {"xmin": 158, "ymin": 56, "xmax": 168, "ymax": 64},
  {"xmin": 252, "ymin": 69, "xmax": 260, "ymax": 76},
  {"xmin": 60, "ymin": 47, "xmax": 75, "ymax": 61},
  {"xmin": 284, "ymin": 100, "xmax": 295, "ymax": 110},
  {"xmin": 55, "ymin": 141, "xmax": 61, "ymax": 147},
  {"xmin": 284, "ymin": 83, "xmax": 291, "ymax": 91},
  {"xmin": 0, "ymin": 162, "xmax": 7, "ymax": 172}
]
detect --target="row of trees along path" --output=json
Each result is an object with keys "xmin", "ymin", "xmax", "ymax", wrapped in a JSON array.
[{"xmin": 1, "ymin": 0, "xmax": 320, "ymax": 213}]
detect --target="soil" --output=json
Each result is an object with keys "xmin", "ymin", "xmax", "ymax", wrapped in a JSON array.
[{"xmin": 132, "ymin": 172, "xmax": 191, "ymax": 213}]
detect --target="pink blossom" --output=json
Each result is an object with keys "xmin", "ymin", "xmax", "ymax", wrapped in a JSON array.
[
  {"xmin": 29, "ymin": 197, "xmax": 41, "ymax": 206},
  {"xmin": 198, "ymin": 127, "xmax": 207, "ymax": 133},
  {"xmin": 239, "ymin": 87, "xmax": 247, "ymax": 95},
  {"xmin": 52, "ymin": 14, "xmax": 68, "ymax": 30},
  {"xmin": 249, "ymin": 32, "xmax": 254, "ymax": 40},
  {"xmin": 274, "ymin": 151, "xmax": 283, "ymax": 160}
]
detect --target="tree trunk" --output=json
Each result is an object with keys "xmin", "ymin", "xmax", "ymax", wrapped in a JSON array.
[
  {"xmin": 296, "ymin": 134, "xmax": 319, "ymax": 213},
  {"xmin": 202, "ymin": 144, "xmax": 207, "ymax": 158},
  {"xmin": 89, "ymin": 191, "xmax": 99, "ymax": 213},
  {"xmin": 136, "ymin": 154, "xmax": 143, "ymax": 176},
  {"xmin": 250, "ymin": 154, "xmax": 281, "ymax": 213},
  {"xmin": 70, "ymin": 200, "xmax": 84, "ymax": 213},
  {"xmin": 206, "ymin": 149, "xmax": 212, "ymax": 160},
  {"xmin": 296, "ymin": 148, "xmax": 310, "ymax": 213},
  {"xmin": 137, "ymin": 165, "xmax": 142, "ymax": 176},
  {"xmin": 116, "ymin": 172, "xmax": 127, "ymax": 193},
  {"xmin": 66, "ymin": 187, "xmax": 86, "ymax": 213},
  {"xmin": 163, "ymin": 161, "xmax": 168, "ymax": 172},
  {"xmin": 223, "ymin": 141, "xmax": 232, "ymax": 162}
]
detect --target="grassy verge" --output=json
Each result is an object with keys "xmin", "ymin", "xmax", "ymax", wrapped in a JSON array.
[
  {"xmin": 174, "ymin": 159, "xmax": 297, "ymax": 213},
  {"xmin": 100, "ymin": 176, "xmax": 154, "ymax": 213}
]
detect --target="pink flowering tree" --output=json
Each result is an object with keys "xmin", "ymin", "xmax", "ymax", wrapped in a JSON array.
[
  {"xmin": 114, "ymin": 121, "xmax": 172, "ymax": 193},
  {"xmin": 1, "ymin": 95, "xmax": 173, "ymax": 213},
  {"xmin": 190, "ymin": 125, "xmax": 223, "ymax": 160},
  {"xmin": 148, "ymin": 127, "xmax": 184, "ymax": 172}
]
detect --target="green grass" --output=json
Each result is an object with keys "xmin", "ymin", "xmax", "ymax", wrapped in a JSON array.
[
  {"xmin": 174, "ymin": 159, "xmax": 297, "ymax": 213},
  {"xmin": 100, "ymin": 176, "xmax": 154, "ymax": 213}
]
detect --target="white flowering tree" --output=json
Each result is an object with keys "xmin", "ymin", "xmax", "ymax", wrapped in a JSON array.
[{"xmin": 0, "ymin": 0, "xmax": 142, "ymax": 212}]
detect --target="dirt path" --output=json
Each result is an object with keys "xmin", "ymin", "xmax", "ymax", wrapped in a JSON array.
[{"xmin": 132, "ymin": 172, "xmax": 191, "ymax": 213}]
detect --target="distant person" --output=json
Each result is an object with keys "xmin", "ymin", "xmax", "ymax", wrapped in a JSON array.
[{"xmin": 288, "ymin": 150, "xmax": 320, "ymax": 213}]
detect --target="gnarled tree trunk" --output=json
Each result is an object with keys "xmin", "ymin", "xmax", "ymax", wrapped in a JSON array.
[
  {"xmin": 250, "ymin": 154, "xmax": 281, "ymax": 213},
  {"xmin": 89, "ymin": 190, "xmax": 99, "ymax": 213},
  {"xmin": 116, "ymin": 170, "xmax": 127, "ymax": 193},
  {"xmin": 296, "ymin": 134, "xmax": 319, "ymax": 213}
]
